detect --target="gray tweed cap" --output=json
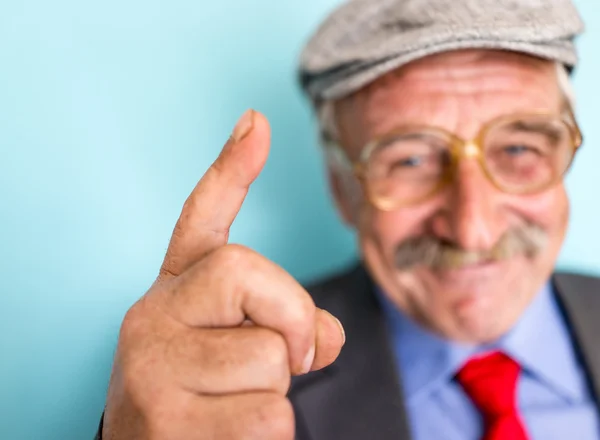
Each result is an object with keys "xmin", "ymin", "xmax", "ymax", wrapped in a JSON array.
[{"xmin": 299, "ymin": 0, "xmax": 585, "ymax": 104}]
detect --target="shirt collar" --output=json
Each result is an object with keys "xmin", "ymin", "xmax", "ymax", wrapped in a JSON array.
[
  {"xmin": 500, "ymin": 282, "xmax": 587, "ymax": 403},
  {"xmin": 376, "ymin": 282, "xmax": 587, "ymax": 404}
]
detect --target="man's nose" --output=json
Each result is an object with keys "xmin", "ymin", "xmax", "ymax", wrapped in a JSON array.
[{"xmin": 437, "ymin": 158, "xmax": 505, "ymax": 251}]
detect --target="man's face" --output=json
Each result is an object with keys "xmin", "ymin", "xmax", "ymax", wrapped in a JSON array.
[{"xmin": 332, "ymin": 50, "xmax": 571, "ymax": 343}]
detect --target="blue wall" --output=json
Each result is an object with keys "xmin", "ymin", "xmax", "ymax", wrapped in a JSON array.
[{"xmin": 1, "ymin": 1, "xmax": 598, "ymax": 438}]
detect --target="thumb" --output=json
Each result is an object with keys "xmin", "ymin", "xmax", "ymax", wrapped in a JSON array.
[{"xmin": 308, "ymin": 309, "xmax": 346, "ymax": 372}]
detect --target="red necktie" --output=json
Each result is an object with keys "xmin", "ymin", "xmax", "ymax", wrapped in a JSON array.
[{"xmin": 456, "ymin": 351, "xmax": 529, "ymax": 440}]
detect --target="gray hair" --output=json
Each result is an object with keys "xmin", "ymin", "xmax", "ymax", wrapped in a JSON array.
[{"xmin": 317, "ymin": 62, "xmax": 576, "ymax": 146}]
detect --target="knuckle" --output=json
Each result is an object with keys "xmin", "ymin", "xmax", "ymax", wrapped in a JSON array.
[
  {"xmin": 257, "ymin": 329, "xmax": 287, "ymax": 363},
  {"xmin": 257, "ymin": 330, "xmax": 291, "ymax": 392},
  {"xmin": 286, "ymin": 292, "xmax": 316, "ymax": 329},
  {"xmin": 119, "ymin": 302, "xmax": 146, "ymax": 345},
  {"xmin": 210, "ymin": 243, "xmax": 255, "ymax": 271},
  {"xmin": 118, "ymin": 295, "xmax": 164, "ymax": 349}
]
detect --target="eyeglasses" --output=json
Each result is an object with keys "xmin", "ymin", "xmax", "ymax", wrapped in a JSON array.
[{"xmin": 326, "ymin": 112, "xmax": 583, "ymax": 211}]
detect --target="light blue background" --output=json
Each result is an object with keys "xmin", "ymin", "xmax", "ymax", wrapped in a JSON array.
[{"xmin": 1, "ymin": 1, "xmax": 598, "ymax": 439}]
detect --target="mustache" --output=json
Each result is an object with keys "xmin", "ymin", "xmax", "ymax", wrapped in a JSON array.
[{"xmin": 394, "ymin": 223, "xmax": 548, "ymax": 271}]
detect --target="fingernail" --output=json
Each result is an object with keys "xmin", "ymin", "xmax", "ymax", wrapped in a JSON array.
[
  {"xmin": 231, "ymin": 109, "xmax": 255, "ymax": 143},
  {"xmin": 324, "ymin": 310, "xmax": 345, "ymax": 346},
  {"xmin": 333, "ymin": 315, "xmax": 345, "ymax": 346},
  {"xmin": 301, "ymin": 344, "xmax": 316, "ymax": 374}
]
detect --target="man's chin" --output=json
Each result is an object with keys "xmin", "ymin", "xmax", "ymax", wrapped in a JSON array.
[
  {"xmin": 420, "ymin": 257, "xmax": 529, "ymax": 341},
  {"xmin": 426, "ymin": 287, "xmax": 511, "ymax": 343}
]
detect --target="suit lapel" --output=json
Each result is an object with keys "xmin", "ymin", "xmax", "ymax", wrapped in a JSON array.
[
  {"xmin": 553, "ymin": 272, "xmax": 600, "ymax": 403},
  {"xmin": 290, "ymin": 264, "xmax": 412, "ymax": 440}
]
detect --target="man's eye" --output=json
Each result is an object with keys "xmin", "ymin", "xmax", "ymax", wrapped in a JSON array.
[
  {"xmin": 394, "ymin": 156, "xmax": 423, "ymax": 167},
  {"xmin": 503, "ymin": 145, "xmax": 536, "ymax": 156}
]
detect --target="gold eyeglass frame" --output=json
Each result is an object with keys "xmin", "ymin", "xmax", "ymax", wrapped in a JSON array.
[{"xmin": 325, "ymin": 111, "xmax": 583, "ymax": 211}]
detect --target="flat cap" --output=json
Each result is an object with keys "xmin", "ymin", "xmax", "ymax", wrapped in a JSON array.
[{"xmin": 299, "ymin": 0, "xmax": 585, "ymax": 104}]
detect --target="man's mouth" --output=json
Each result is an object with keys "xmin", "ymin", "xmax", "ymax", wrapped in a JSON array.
[{"xmin": 432, "ymin": 258, "xmax": 513, "ymax": 286}]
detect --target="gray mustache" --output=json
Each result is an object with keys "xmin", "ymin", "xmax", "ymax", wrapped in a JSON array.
[{"xmin": 394, "ymin": 223, "xmax": 548, "ymax": 270}]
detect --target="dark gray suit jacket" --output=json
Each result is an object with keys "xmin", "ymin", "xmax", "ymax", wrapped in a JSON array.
[{"xmin": 96, "ymin": 263, "xmax": 600, "ymax": 440}]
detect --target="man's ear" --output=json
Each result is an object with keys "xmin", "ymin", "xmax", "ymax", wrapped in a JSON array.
[{"xmin": 327, "ymin": 166, "xmax": 359, "ymax": 227}]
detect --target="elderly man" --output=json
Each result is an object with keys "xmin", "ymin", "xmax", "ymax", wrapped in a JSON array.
[{"xmin": 97, "ymin": 0, "xmax": 600, "ymax": 439}]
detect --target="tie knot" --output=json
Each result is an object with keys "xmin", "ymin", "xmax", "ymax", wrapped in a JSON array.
[{"xmin": 456, "ymin": 351, "xmax": 521, "ymax": 419}]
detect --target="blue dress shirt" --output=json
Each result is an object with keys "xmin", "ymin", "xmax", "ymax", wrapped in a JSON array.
[{"xmin": 376, "ymin": 282, "xmax": 600, "ymax": 440}]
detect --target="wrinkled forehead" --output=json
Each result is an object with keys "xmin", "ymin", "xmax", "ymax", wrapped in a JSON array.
[{"xmin": 335, "ymin": 50, "xmax": 564, "ymax": 148}]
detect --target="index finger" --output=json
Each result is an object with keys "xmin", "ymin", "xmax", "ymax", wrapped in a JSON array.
[{"xmin": 159, "ymin": 110, "xmax": 270, "ymax": 279}]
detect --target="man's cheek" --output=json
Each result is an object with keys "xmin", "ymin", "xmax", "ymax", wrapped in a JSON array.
[
  {"xmin": 364, "ymin": 213, "xmax": 402, "ymax": 251},
  {"xmin": 513, "ymin": 187, "xmax": 568, "ymax": 230}
]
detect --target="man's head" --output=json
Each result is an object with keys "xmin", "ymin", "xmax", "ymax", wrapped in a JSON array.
[{"xmin": 299, "ymin": 1, "xmax": 584, "ymax": 343}]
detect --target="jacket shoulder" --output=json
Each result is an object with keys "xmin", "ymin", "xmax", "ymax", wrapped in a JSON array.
[
  {"xmin": 554, "ymin": 270, "xmax": 600, "ymax": 296},
  {"xmin": 302, "ymin": 262, "xmax": 371, "ymax": 310}
]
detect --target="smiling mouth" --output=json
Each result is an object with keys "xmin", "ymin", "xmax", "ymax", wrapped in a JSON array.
[
  {"xmin": 433, "ymin": 258, "xmax": 511, "ymax": 282},
  {"xmin": 431, "ymin": 249, "xmax": 507, "ymax": 271},
  {"xmin": 449, "ymin": 259, "xmax": 499, "ymax": 271}
]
